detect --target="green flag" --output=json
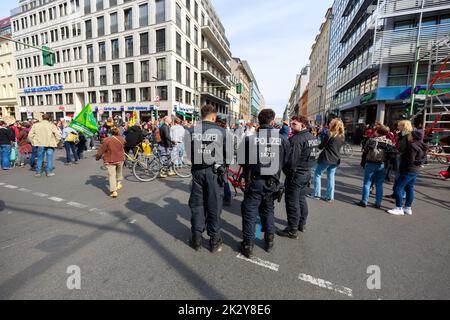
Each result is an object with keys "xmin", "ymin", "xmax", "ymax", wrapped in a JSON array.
[{"xmin": 69, "ymin": 104, "xmax": 98, "ymax": 138}]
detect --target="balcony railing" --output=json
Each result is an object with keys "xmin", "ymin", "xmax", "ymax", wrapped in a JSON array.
[
  {"xmin": 336, "ymin": 52, "xmax": 377, "ymax": 93},
  {"xmin": 373, "ymin": 22, "xmax": 450, "ymax": 65}
]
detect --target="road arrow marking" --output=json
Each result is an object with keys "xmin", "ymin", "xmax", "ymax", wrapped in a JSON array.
[
  {"xmin": 236, "ymin": 254, "xmax": 279, "ymax": 272},
  {"xmin": 298, "ymin": 273, "xmax": 353, "ymax": 297}
]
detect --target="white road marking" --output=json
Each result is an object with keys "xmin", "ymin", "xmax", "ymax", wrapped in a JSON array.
[
  {"xmin": 67, "ymin": 202, "xmax": 87, "ymax": 209},
  {"xmin": 129, "ymin": 220, "xmax": 137, "ymax": 224},
  {"xmin": 7, "ymin": 211, "xmax": 12, "ymax": 215},
  {"xmin": 4, "ymin": 185, "xmax": 18, "ymax": 189},
  {"xmin": 297, "ymin": 273, "xmax": 353, "ymax": 298},
  {"xmin": 89, "ymin": 208, "xmax": 101, "ymax": 213},
  {"xmin": 48, "ymin": 197, "xmax": 65, "ymax": 203},
  {"xmin": 0, "ymin": 182, "xmax": 5, "ymax": 186},
  {"xmin": 33, "ymin": 192, "xmax": 48, "ymax": 197},
  {"xmin": 0, "ymin": 238, "xmax": 34, "ymax": 250},
  {"xmin": 236, "ymin": 254, "xmax": 280, "ymax": 272},
  {"xmin": 18, "ymin": 188, "xmax": 31, "ymax": 192}
]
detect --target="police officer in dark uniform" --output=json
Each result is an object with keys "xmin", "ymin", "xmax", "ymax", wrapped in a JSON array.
[
  {"xmin": 184, "ymin": 105, "xmax": 232, "ymax": 253},
  {"xmin": 238, "ymin": 109, "xmax": 290, "ymax": 258},
  {"xmin": 278, "ymin": 116, "xmax": 320, "ymax": 239}
]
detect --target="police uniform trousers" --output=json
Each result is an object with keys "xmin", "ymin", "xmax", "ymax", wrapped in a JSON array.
[
  {"xmin": 241, "ymin": 179, "xmax": 277, "ymax": 245},
  {"xmin": 189, "ymin": 167, "xmax": 224, "ymax": 243},
  {"xmin": 285, "ymin": 171, "xmax": 310, "ymax": 230}
]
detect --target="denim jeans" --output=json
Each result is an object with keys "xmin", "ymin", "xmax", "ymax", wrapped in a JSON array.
[
  {"xmin": 36, "ymin": 147, "xmax": 55, "ymax": 174},
  {"xmin": 361, "ymin": 162, "xmax": 387, "ymax": 206},
  {"xmin": 224, "ymin": 182, "xmax": 232, "ymax": 202},
  {"xmin": 394, "ymin": 172, "xmax": 417, "ymax": 208},
  {"xmin": 30, "ymin": 146, "xmax": 38, "ymax": 168},
  {"xmin": 313, "ymin": 163, "xmax": 338, "ymax": 200},
  {"xmin": 64, "ymin": 141, "xmax": 78, "ymax": 163},
  {"xmin": 1, "ymin": 144, "xmax": 11, "ymax": 169}
]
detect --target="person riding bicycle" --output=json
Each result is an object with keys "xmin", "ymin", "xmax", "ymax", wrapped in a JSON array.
[
  {"xmin": 124, "ymin": 122, "xmax": 144, "ymax": 165},
  {"xmin": 159, "ymin": 116, "xmax": 176, "ymax": 178}
]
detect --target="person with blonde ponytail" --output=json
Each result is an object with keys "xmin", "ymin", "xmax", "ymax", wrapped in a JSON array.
[{"xmin": 308, "ymin": 118, "xmax": 345, "ymax": 202}]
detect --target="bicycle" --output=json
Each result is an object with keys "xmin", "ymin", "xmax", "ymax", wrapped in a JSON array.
[
  {"xmin": 227, "ymin": 166, "xmax": 246, "ymax": 196},
  {"xmin": 132, "ymin": 145, "xmax": 192, "ymax": 182},
  {"xmin": 427, "ymin": 144, "xmax": 448, "ymax": 164}
]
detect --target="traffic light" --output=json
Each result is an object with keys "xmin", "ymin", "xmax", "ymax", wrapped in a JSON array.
[
  {"xmin": 153, "ymin": 109, "xmax": 158, "ymax": 119},
  {"xmin": 193, "ymin": 111, "xmax": 200, "ymax": 121},
  {"xmin": 42, "ymin": 46, "xmax": 55, "ymax": 66},
  {"xmin": 236, "ymin": 83, "xmax": 242, "ymax": 94}
]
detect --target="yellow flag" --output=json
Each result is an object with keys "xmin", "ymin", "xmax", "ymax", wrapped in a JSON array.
[{"xmin": 129, "ymin": 110, "xmax": 137, "ymax": 126}]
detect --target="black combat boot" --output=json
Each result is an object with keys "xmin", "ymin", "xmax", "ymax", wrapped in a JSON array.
[
  {"xmin": 240, "ymin": 242, "xmax": 254, "ymax": 259},
  {"xmin": 265, "ymin": 234, "xmax": 275, "ymax": 253},
  {"xmin": 189, "ymin": 234, "xmax": 202, "ymax": 251},
  {"xmin": 276, "ymin": 228, "xmax": 299, "ymax": 239},
  {"xmin": 210, "ymin": 238, "xmax": 223, "ymax": 253}
]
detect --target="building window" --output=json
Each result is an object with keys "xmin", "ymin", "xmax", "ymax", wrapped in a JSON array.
[
  {"xmin": 110, "ymin": 12, "xmax": 118, "ymax": 33},
  {"xmin": 157, "ymin": 58, "xmax": 166, "ymax": 80},
  {"xmin": 96, "ymin": 0, "xmax": 103, "ymax": 11},
  {"xmin": 87, "ymin": 44, "xmax": 94, "ymax": 63},
  {"xmin": 84, "ymin": 0, "xmax": 91, "ymax": 14},
  {"xmin": 141, "ymin": 60, "xmax": 150, "ymax": 82},
  {"xmin": 111, "ymin": 39, "xmax": 119, "ymax": 59},
  {"xmin": 186, "ymin": 67, "xmax": 191, "ymax": 87},
  {"xmin": 176, "ymin": 32, "xmax": 181, "ymax": 56},
  {"xmin": 140, "ymin": 32, "xmax": 149, "ymax": 55},
  {"xmin": 97, "ymin": 16, "xmax": 104, "ymax": 37},
  {"xmin": 100, "ymin": 90, "xmax": 108, "ymax": 103},
  {"xmin": 176, "ymin": 3, "xmax": 182, "ymax": 29},
  {"xmin": 140, "ymin": 87, "xmax": 151, "ymax": 101},
  {"xmin": 88, "ymin": 91, "xmax": 97, "ymax": 103},
  {"xmin": 139, "ymin": 4, "xmax": 148, "ymax": 27},
  {"xmin": 186, "ymin": 42, "xmax": 191, "ymax": 63},
  {"xmin": 185, "ymin": 91, "xmax": 192, "ymax": 105},
  {"xmin": 157, "ymin": 86, "xmax": 168, "ymax": 100},
  {"xmin": 156, "ymin": 29, "xmax": 166, "ymax": 52},
  {"xmin": 112, "ymin": 64, "xmax": 120, "ymax": 84},
  {"xmin": 99, "ymin": 42, "xmax": 106, "ymax": 61},
  {"xmin": 66, "ymin": 93, "xmax": 74, "ymax": 105},
  {"xmin": 125, "ymin": 36, "xmax": 134, "ymax": 57},
  {"xmin": 186, "ymin": 17, "xmax": 191, "ymax": 38},
  {"xmin": 55, "ymin": 94, "xmax": 63, "ymax": 105},
  {"xmin": 126, "ymin": 88, "xmax": 136, "ymax": 102},
  {"xmin": 126, "ymin": 62, "xmax": 134, "ymax": 83},
  {"xmin": 110, "ymin": 0, "xmax": 117, "ymax": 7},
  {"xmin": 156, "ymin": 0, "xmax": 165, "ymax": 24},
  {"xmin": 88, "ymin": 68, "xmax": 95, "ymax": 86},
  {"xmin": 124, "ymin": 8, "xmax": 133, "ymax": 31},
  {"xmin": 112, "ymin": 89, "xmax": 122, "ymax": 103},
  {"xmin": 100, "ymin": 66, "xmax": 107, "ymax": 85},
  {"xmin": 85, "ymin": 20, "xmax": 92, "ymax": 39},
  {"xmin": 176, "ymin": 60, "xmax": 182, "ymax": 83},
  {"xmin": 175, "ymin": 87, "xmax": 183, "ymax": 103}
]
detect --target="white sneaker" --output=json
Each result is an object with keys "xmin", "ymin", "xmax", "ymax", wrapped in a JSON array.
[
  {"xmin": 387, "ymin": 208, "xmax": 405, "ymax": 216},
  {"xmin": 404, "ymin": 207, "xmax": 413, "ymax": 216}
]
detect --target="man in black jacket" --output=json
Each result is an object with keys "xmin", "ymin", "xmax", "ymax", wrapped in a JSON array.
[
  {"xmin": 238, "ymin": 109, "xmax": 290, "ymax": 258},
  {"xmin": 124, "ymin": 123, "xmax": 144, "ymax": 158},
  {"xmin": 278, "ymin": 116, "xmax": 320, "ymax": 239}
]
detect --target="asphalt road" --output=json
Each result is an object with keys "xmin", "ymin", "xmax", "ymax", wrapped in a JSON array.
[{"xmin": 0, "ymin": 148, "xmax": 449, "ymax": 300}]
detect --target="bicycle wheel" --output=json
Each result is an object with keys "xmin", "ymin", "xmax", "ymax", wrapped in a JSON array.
[
  {"xmin": 173, "ymin": 156, "xmax": 192, "ymax": 178},
  {"xmin": 133, "ymin": 156, "xmax": 161, "ymax": 182}
]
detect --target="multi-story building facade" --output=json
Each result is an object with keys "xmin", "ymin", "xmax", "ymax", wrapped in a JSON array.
[
  {"xmin": 300, "ymin": 86, "xmax": 309, "ymax": 117},
  {"xmin": 231, "ymin": 57, "xmax": 251, "ymax": 121},
  {"xmin": 0, "ymin": 17, "xmax": 18, "ymax": 119},
  {"xmin": 326, "ymin": 0, "xmax": 450, "ymax": 134},
  {"xmin": 287, "ymin": 65, "xmax": 309, "ymax": 119},
  {"xmin": 307, "ymin": 7, "xmax": 332, "ymax": 124},
  {"xmin": 11, "ymin": 0, "xmax": 231, "ymax": 122}
]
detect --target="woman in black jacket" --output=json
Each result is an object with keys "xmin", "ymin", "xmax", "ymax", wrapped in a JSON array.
[
  {"xmin": 0, "ymin": 119, "xmax": 16, "ymax": 170},
  {"xmin": 308, "ymin": 119, "xmax": 345, "ymax": 202}
]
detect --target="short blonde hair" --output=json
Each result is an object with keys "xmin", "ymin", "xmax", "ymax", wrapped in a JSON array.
[
  {"xmin": 398, "ymin": 120, "xmax": 413, "ymax": 134},
  {"xmin": 329, "ymin": 119, "xmax": 345, "ymax": 140}
]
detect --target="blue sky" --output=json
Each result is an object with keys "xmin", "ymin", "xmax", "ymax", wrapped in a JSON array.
[{"xmin": 1, "ymin": 0, "xmax": 333, "ymax": 116}]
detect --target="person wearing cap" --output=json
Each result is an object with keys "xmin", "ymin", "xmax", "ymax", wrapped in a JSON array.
[
  {"xmin": 216, "ymin": 115, "xmax": 232, "ymax": 206},
  {"xmin": 0, "ymin": 118, "xmax": 16, "ymax": 170},
  {"xmin": 388, "ymin": 130, "xmax": 427, "ymax": 216}
]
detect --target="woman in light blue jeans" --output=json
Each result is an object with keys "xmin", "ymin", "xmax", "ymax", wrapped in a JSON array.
[{"xmin": 310, "ymin": 119, "xmax": 345, "ymax": 202}]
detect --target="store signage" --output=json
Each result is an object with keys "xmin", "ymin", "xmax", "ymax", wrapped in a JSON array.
[
  {"xmin": 360, "ymin": 92, "xmax": 376, "ymax": 104},
  {"xmin": 24, "ymin": 85, "xmax": 64, "ymax": 94},
  {"xmin": 174, "ymin": 105, "xmax": 195, "ymax": 113},
  {"xmin": 96, "ymin": 106, "xmax": 158, "ymax": 112},
  {"xmin": 125, "ymin": 106, "xmax": 157, "ymax": 111}
]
